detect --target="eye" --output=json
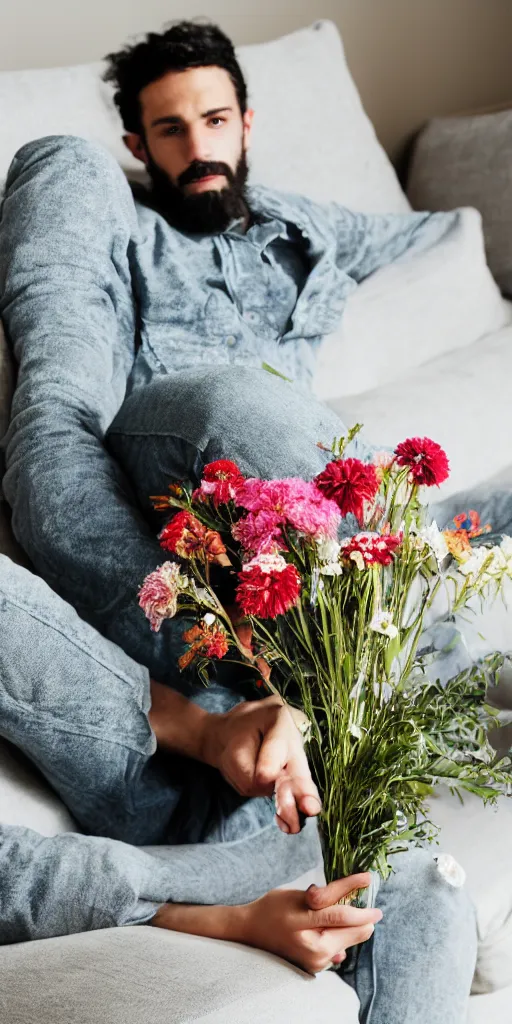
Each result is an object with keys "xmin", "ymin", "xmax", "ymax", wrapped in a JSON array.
[
  {"xmin": 162, "ymin": 125, "xmax": 181, "ymax": 136},
  {"xmin": 209, "ymin": 117, "xmax": 226, "ymax": 128}
]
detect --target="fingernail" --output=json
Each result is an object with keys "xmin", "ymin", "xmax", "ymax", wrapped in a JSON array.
[
  {"xmin": 303, "ymin": 797, "xmax": 322, "ymax": 815},
  {"xmin": 307, "ymin": 883, "xmax": 318, "ymax": 892},
  {"xmin": 280, "ymin": 822, "xmax": 290, "ymax": 834}
]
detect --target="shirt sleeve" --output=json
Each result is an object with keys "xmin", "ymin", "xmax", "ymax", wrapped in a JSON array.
[
  {"xmin": 330, "ymin": 203, "xmax": 463, "ymax": 283},
  {"xmin": 0, "ymin": 136, "xmax": 183, "ymax": 684},
  {"xmin": 0, "ymin": 823, "xmax": 165, "ymax": 944}
]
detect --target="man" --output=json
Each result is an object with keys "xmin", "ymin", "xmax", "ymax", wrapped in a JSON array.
[{"xmin": 0, "ymin": 20, "xmax": 479, "ymax": 1023}]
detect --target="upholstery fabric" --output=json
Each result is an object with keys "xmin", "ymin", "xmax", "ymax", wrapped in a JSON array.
[
  {"xmin": 0, "ymin": 21, "xmax": 408, "ymax": 214},
  {"xmin": 407, "ymin": 109, "xmax": 512, "ymax": 296},
  {"xmin": 328, "ymin": 311, "xmax": 512, "ymax": 499},
  {"xmin": 0, "ymin": 926, "xmax": 359, "ymax": 1023}
]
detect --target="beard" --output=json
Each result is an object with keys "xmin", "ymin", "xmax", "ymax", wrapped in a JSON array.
[{"xmin": 139, "ymin": 147, "xmax": 250, "ymax": 235}]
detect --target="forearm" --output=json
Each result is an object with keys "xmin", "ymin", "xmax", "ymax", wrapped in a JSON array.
[
  {"xmin": 151, "ymin": 901, "xmax": 248, "ymax": 945},
  {"xmin": 149, "ymin": 679, "xmax": 214, "ymax": 760}
]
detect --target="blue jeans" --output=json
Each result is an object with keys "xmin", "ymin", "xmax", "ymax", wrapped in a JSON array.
[{"xmin": 0, "ymin": 368, "xmax": 477, "ymax": 1021}]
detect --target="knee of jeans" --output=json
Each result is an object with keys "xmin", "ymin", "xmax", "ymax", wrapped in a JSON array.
[
  {"xmin": 187, "ymin": 366, "xmax": 291, "ymax": 433},
  {"xmin": 384, "ymin": 847, "xmax": 477, "ymax": 943}
]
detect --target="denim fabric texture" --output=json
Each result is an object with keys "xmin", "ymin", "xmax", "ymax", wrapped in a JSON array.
[
  {"xmin": 0, "ymin": 135, "xmax": 477, "ymax": 1020},
  {"xmin": 0, "ymin": 553, "xmax": 477, "ymax": 1024}
]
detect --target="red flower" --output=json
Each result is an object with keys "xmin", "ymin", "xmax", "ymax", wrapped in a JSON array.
[
  {"xmin": 452, "ymin": 510, "xmax": 491, "ymax": 539},
  {"xmin": 394, "ymin": 437, "xmax": 449, "ymax": 487},
  {"xmin": 159, "ymin": 510, "xmax": 229, "ymax": 565},
  {"xmin": 314, "ymin": 458, "xmax": 379, "ymax": 522},
  {"xmin": 340, "ymin": 532, "xmax": 402, "ymax": 567},
  {"xmin": 193, "ymin": 459, "xmax": 245, "ymax": 507},
  {"xmin": 204, "ymin": 630, "xmax": 229, "ymax": 659},
  {"xmin": 159, "ymin": 510, "xmax": 206, "ymax": 558},
  {"xmin": 236, "ymin": 561, "xmax": 301, "ymax": 619}
]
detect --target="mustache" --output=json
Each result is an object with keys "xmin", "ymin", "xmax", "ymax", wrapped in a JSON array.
[{"xmin": 178, "ymin": 160, "xmax": 235, "ymax": 188}]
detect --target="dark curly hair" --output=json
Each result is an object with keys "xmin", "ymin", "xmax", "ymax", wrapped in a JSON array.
[{"xmin": 103, "ymin": 20, "xmax": 248, "ymax": 136}]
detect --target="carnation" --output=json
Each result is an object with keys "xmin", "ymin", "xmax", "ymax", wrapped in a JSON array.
[
  {"xmin": 138, "ymin": 562, "xmax": 190, "ymax": 632},
  {"xmin": 314, "ymin": 458, "xmax": 379, "ymax": 522},
  {"xmin": 340, "ymin": 532, "xmax": 402, "ymax": 568},
  {"xmin": 232, "ymin": 509, "xmax": 286, "ymax": 555},
  {"xmin": 394, "ymin": 437, "xmax": 449, "ymax": 487},
  {"xmin": 236, "ymin": 560, "xmax": 301, "ymax": 619},
  {"xmin": 236, "ymin": 477, "xmax": 340, "ymax": 539},
  {"xmin": 159, "ymin": 510, "xmax": 229, "ymax": 565},
  {"xmin": 159, "ymin": 510, "xmax": 206, "ymax": 558},
  {"xmin": 193, "ymin": 459, "xmax": 245, "ymax": 506}
]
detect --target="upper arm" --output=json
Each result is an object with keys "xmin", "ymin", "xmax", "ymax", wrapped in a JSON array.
[{"xmin": 329, "ymin": 203, "xmax": 462, "ymax": 284}]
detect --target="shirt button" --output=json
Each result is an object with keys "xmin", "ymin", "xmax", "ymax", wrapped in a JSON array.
[
  {"xmin": 245, "ymin": 311, "xmax": 258, "ymax": 325},
  {"xmin": 226, "ymin": 335, "xmax": 237, "ymax": 347}
]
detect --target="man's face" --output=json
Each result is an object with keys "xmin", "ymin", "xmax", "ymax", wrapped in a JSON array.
[{"xmin": 124, "ymin": 65, "xmax": 254, "ymax": 233}]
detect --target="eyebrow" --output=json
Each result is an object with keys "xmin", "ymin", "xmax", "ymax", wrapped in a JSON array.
[{"xmin": 151, "ymin": 106, "xmax": 233, "ymax": 127}]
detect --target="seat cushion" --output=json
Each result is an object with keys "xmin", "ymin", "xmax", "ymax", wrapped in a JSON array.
[
  {"xmin": 0, "ymin": 736, "xmax": 76, "ymax": 836},
  {"xmin": 0, "ymin": 21, "xmax": 407, "ymax": 214},
  {"xmin": 407, "ymin": 109, "xmax": 512, "ymax": 296},
  {"xmin": 433, "ymin": 786, "xmax": 512, "ymax": 994}
]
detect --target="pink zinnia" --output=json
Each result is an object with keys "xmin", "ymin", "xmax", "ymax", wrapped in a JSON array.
[
  {"xmin": 236, "ymin": 478, "xmax": 340, "ymax": 539},
  {"xmin": 193, "ymin": 459, "xmax": 245, "ymax": 506},
  {"xmin": 314, "ymin": 459, "xmax": 379, "ymax": 522},
  {"xmin": 138, "ymin": 562, "xmax": 186, "ymax": 632},
  {"xmin": 340, "ymin": 532, "xmax": 402, "ymax": 567},
  {"xmin": 236, "ymin": 556, "xmax": 301, "ymax": 619},
  {"xmin": 394, "ymin": 437, "xmax": 449, "ymax": 487}
]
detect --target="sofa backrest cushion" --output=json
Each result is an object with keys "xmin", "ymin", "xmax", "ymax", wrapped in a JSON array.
[{"xmin": 0, "ymin": 21, "xmax": 408, "ymax": 214}]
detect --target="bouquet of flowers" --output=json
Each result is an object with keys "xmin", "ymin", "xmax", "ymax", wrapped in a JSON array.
[{"xmin": 138, "ymin": 426, "xmax": 512, "ymax": 889}]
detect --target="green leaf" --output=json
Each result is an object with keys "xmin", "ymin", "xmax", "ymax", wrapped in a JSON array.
[{"xmin": 261, "ymin": 362, "xmax": 293, "ymax": 383}]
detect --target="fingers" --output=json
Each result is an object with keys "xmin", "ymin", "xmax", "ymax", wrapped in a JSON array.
[
  {"xmin": 274, "ymin": 774, "xmax": 301, "ymax": 834},
  {"xmin": 255, "ymin": 722, "xmax": 288, "ymax": 787},
  {"xmin": 312, "ymin": 905, "xmax": 382, "ymax": 931},
  {"xmin": 305, "ymin": 874, "xmax": 372, "ymax": 910},
  {"xmin": 318, "ymin": 921, "xmax": 377, "ymax": 965},
  {"xmin": 226, "ymin": 731, "xmax": 263, "ymax": 796}
]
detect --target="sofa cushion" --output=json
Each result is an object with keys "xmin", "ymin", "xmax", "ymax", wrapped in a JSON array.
[
  {"xmin": 0, "ymin": 925, "xmax": 360, "ymax": 1023},
  {"xmin": 407, "ymin": 109, "xmax": 512, "ymax": 296},
  {"xmin": 0, "ymin": 21, "xmax": 407, "ymax": 214},
  {"xmin": 313, "ymin": 207, "xmax": 510, "ymax": 401}
]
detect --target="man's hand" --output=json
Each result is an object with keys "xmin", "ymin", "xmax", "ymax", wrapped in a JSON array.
[
  {"xmin": 201, "ymin": 695, "xmax": 321, "ymax": 834},
  {"xmin": 152, "ymin": 873, "xmax": 382, "ymax": 975},
  {"xmin": 241, "ymin": 873, "xmax": 382, "ymax": 973}
]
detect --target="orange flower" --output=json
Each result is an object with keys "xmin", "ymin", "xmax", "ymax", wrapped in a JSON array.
[{"xmin": 443, "ymin": 529, "xmax": 471, "ymax": 561}]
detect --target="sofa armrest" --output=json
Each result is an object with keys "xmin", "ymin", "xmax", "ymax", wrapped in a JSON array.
[{"xmin": 0, "ymin": 925, "xmax": 359, "ymax": 1024}]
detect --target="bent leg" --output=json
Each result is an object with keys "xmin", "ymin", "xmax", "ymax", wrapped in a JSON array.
[
  {"xmin": 0, "ymin": 555, "xmax": 321, "ymax": 879},
  {"xmin": 106, "ymin": 366, "xmax": 375, "ymax": 523},
  {"xmin": 345, "ymin": 847, "xmax": 477, "ymax": 1024}
]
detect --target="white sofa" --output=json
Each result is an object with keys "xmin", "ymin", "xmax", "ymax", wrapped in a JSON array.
[{"xmin": 0, "ymin": 20, "xmax": 511, "ymax": 1024}]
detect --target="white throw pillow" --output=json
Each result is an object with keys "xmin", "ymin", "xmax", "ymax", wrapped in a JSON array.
[
  {"xmin": 314, "ymin": 207, "xmax": 510, "ymax": 401},
  {"xmin": 0, "ymin": 21, "xmax": 407, "ymax": 214}
]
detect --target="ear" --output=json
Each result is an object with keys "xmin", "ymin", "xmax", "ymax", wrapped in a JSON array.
[
  {"xmin": 123, "ymin": 133, "xmax": 149, "ymax": 166},
  {"xmin": 242, "ymin": 109, "xmax": 255, "ymax": 151}
]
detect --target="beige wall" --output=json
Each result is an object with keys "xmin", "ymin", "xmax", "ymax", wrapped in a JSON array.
[{"xmin": 2, "ymin": 1, "xmax": 512, "ymax": 158}]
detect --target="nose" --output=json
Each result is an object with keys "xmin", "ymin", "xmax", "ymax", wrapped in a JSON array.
[{"xmin": 185, "ymin": 125, "xmax": 211, "ymax": 164}]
